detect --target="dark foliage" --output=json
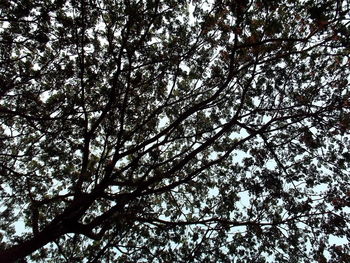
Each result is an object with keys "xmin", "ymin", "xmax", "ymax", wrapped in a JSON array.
[{"xmin": 0, "ymin": 0, "xmax": 350, "ymax": 262}]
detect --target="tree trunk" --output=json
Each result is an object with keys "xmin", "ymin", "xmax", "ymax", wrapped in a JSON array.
[
  {"xmin": 0, "ymin": 223, "xmax": 65, "ymax": 262},
  {"xmin": 0, "ymin": 195, "xmax": 97, "ymax": 262}
]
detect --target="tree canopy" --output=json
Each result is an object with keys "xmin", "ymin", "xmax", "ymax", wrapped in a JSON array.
[{"xmin": 1, "ymin": 0, "xmax": 350, "ymax": 262}]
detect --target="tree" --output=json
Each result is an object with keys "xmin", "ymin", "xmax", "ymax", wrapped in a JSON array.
[{"xmin": 0, "ymin": 0, "xmax": 349, "ymax": 262}]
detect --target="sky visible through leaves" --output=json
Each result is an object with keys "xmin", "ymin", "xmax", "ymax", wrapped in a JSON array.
[{"xmin": 1, "ymin": 0, "xmax": 350, "ymax": 262}]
